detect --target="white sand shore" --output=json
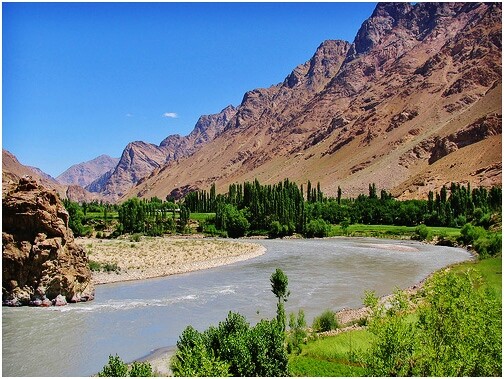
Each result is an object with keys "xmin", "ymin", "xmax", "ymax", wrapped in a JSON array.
[{"xmin": 76, "ymin": 236, "xmax": 266, "ymax": 285}]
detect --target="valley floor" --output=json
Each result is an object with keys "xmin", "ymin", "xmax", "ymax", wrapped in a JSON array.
[{"xmin": 76, "ymin": 236, "xmax": 266, "ymax": 285}]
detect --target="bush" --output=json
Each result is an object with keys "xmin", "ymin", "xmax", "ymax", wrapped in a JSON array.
[
  {"xmin": 98, "ymin": 355, "xmax": 128, "ymax": 377},
  {"xmin": 88, "ymin": 260, "xmax": 102, "ymax": 272},
  {"xmin": 269, "ymin": 221, "xmax": 283, "ymax": 238},
  {"xmin": 128, "ymin": 361, "xmax": 154, "ymax": 377},
  {"xmin": 171, "ymin": 311, "xmax": 289, "ymax": 377},
  {"xmin": 103, "ymin": 262, "xmax": 120, "ymax": 273},
  {"xmin": 287, "ymin": 310, "xmax": 308, "ymax": 354},
  {"xmin": 312, "ymin": 310, "xmax": 339, "ymax": 332},
  {"xmin": 98, "ymin": 355, "xmax": 153, "ymax": 377},
  {"xmin": 413, "ymin": 224, "xmax": 430, "ymax": 241},
  {"xmin": 459, "ymin": 223, "xmax": 502, "ymax": 258},
  {"xmin": 129, "ymin": 233, "xmax": 142, "ymax": 242},
  {"xmin": 305, "ymin": 219, "xmax": 331, "ymax": 238},
  {"xmin": 364, "ymin": 271, "xmax": 502, "ymax": 376}
]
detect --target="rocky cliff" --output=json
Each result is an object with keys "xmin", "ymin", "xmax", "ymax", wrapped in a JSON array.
[
  {"xmin": 2, "ymin": 177, "xmax": 95, "ymax": 306},
  {"xmin": 125, "ymin": 2, "xmax": 501, "ymax": 200}
]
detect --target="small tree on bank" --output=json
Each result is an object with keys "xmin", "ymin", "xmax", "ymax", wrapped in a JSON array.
[{"xmin": 270, "ymin": 268, "xmax": 290, "ymax": 331}]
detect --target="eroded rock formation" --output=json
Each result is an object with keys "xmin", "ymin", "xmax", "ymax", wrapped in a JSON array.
[{"xmin": 2, "ymin": 177, "xmax": 95, "ymax": 306}]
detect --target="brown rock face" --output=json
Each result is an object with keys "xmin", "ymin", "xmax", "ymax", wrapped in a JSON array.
[{"xmin": 2, "ymin": 178, "xmax": 95, "ymax": 306}]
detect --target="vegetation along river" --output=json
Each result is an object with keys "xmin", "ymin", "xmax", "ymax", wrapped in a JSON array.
[{"xmin": 2, "ymin": 238, "xmax": 472, "ymax": 377}]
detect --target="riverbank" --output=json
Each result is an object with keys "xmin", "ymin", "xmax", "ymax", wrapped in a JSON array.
[{"xmin": 76, "ymin": 236, "xmax": 266, "ymax": 285}]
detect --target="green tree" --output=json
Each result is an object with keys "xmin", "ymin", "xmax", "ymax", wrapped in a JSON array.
[
  {"xmin": 270, "ymin": 268, "xmax": 290, "ymax": 331},
  {"xmin": 287, "ymin": 309, "xmax": 307, "ymax": 354},
  {"xmin": 364, "ymin": 271, "xmax": 502, "ymax": 377},
  {"xmin": 305, "ymin": 218, "xmax": 331, "ymax": 238},
  {"xmin": 414, "ymin": 271, "xmax": 502, "ymax": 376}
]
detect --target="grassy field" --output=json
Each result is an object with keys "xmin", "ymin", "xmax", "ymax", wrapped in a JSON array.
[
  {"xmin": 330, "ymin": 224, "xmax": 461, "ymax": 239},
  {"xmin": 190, "ymin": 212, "xmax": 216, "ymax": 221},
  {"xmin": 450, "ymin": 256, "xmax": 502, "ymax": 297},
  {"xmin": 86, "ymin": 211, "xmax": 119, "ymax": 220},
  {"xmin": 288, "ymin": 256, "xmax": 502, "ymax": 376},
  {"xmin": 288, "ymin": 330, "xmax": 372, "ymax": 376}
]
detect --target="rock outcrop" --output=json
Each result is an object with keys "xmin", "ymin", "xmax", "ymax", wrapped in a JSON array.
[{"xmin": 2, "ymin": 177, "xmax": 95, "ymax": 306}]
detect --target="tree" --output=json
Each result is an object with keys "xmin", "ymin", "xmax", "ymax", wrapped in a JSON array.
[
  {"xmin": 270, "ymin": 268, "xmax": 290, "ymax": 331},
  {"xmin": 287, "ymin": 310, "xmax": 307, "ymax": 354}
]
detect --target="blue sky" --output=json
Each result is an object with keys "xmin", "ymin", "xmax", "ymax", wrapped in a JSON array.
[{"xmin": 3, "ymin": 1, "xmax": 377, "ymax": 177}]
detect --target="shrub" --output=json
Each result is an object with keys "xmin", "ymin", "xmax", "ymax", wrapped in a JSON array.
[
  {"xmin": 413, "ymin": 224, "xmax": 430, "ymax": 241},
  {"xmin": 269, "ymin": 221, "xmax": 283, "ymax": 238},
  {"xmin": 98, "ymin": 355, "xmax": 128, "ymax": 377},
  {"xmin": 171, "ymin": 312, "xmax": 288, "ymax": 377},
  {"xmin": 287, "ymin": 310, "xmax": 308, "ymax": 354},
  {"xmin": 305, "ymin": 219, "xmax": 331, "ymax": 238},
  {"xmin": 312, "ymin": 310, "xmax": 339, "ymax": 332},
  {"xmin": 88, "ymin": 260, "xmax": 102, "ymax": 272},
  {"xmin": 364, "ymin": 271, "xmax": 502, "ymax": 376},
  {"xmin": 98, "ymin": 355, "xmax": 153, "ymax": 377},
  {"xmin": 103, "ymin": 262, "xmax": 120, "ymax": 273},
  {"xmin": 128, "ymin": 361, "xmax": 154, "ymax": 377},
  {"xmin": 130, "ymin": 233, "xmax": 142, "ymax": 242}
]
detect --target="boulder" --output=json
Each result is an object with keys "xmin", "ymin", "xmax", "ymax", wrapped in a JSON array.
[{"xmin": 2, "ymin": 177, "xmax": 95, "ymax": 306}]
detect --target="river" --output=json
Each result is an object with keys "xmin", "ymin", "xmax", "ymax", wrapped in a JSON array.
[{"xmin": 2, "ymin": 238, "xmax": 472, "ymax": 377}]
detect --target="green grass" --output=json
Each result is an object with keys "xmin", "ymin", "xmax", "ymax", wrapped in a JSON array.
[
  {"xmin": 86, "ymin": 211, "xmax": 119, "ymax": 220},
  {"xmin": 289, "ymin": 355, "xmax": 366, "ymax": 377},
  {"xmin": 288, "ymin": 330, "xmax": 373, "ymax": 376},
  {"xmin": 190, "ymin": 212, "xmax": 216, "ymax": 221},
  {"xmin": 330, "ymin": 224, "xmax": 460, "ymax": 239},
  {"xmin": 450, "ymin": 257, "xmax": 502, "ymax": 298}
]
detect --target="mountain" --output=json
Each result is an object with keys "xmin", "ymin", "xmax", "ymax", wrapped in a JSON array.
[
  {"xmin": 122, "ymin": 2, "xmax": 501, "ymax": 201},
  {"xmin": 89, "ymin": 105, "xmax": 237, "ymax": 200},
  {"xmin": 56, "ymin": 155, "xmax": 119, "ymax": 188},
  {"xmin": 2, "ymin": 149, "xmax": 99, "ymax": 203}
]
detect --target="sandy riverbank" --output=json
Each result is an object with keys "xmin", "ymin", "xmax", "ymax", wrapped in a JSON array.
[{"xmin": 76, "ymin": 236, "xmax": 266, "ymax": 285}]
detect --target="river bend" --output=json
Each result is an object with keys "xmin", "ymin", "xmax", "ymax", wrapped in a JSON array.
[{"xmin": 2, "ymin": 238, "xmax": 471, "ymax": 377}]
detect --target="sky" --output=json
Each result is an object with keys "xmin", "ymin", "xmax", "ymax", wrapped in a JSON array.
[{"xmin": 2, "ymin": 1, "xmax": 378, "ymax": 178}]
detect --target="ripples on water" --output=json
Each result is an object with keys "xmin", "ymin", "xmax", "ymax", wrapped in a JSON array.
[{"xmin": 2, "ymin": 238, "xmax": 471, "ymax": 377}]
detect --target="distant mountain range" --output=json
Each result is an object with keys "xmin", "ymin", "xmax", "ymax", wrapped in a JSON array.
[{"xmin": 3, "ymin": 2, "xmax": 501, "ymax": 203}]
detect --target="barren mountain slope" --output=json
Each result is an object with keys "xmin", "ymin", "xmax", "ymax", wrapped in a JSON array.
[
  {"xmin": 56, "ymin": 154, "xmax": 119, "ymax": 188},
  {"xmin": 90, "ymin": 105, "xmax": 237, "ymax": 200},
  {"xmin": 2, "ymin": 149, "xmax": 98, "ymax": 203},
  {"xmin": 125, "ymin": 2, "xmax": 501, "ymax": 201}
]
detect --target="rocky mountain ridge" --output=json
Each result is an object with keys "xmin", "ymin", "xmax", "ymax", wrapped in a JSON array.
[
  {"xmin": 12, "ymin": 2, "xmax": 500, "ymax": 203},
  {"xmin": 124, "ymin": 2, "xmax": 500, "ymax": 201},
  {"xmin": 2, "ymin": 149, "xmax": 100, "ymax": 203},
  {"xmin": 87, "ymin": 105, "xmax": 237, "ymax": 200},
  {"xmin": 56, "ymin": 154, "xmax": 119, "ymax": 188}
]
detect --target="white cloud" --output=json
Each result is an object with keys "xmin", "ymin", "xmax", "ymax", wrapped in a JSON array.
[
  {"xmin": 162, "ymin": 112, "xmax": 178, "ymax": 119},
  {"xmin": 125, "ymin": 113, "xmax": 134, "ymax": 117}
]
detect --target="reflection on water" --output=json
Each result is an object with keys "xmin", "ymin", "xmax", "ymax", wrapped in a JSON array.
[{"xmin": 2, "ymin": 238, "xmax": 471, "ymax": 377}]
